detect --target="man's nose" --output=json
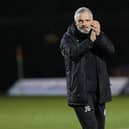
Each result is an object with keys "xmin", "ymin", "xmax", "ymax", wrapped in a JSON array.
[{"xmin": 82, "ymin": 21, "xmax": 87, "ymax": 26}]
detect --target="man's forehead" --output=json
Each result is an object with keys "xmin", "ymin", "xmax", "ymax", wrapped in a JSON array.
[{"xmin": 78, "ymin": 12, "xmax": 92, "ymax": 18}]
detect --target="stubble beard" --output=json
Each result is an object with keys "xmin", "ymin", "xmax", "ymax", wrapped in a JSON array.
[{"xmin": 77, "ymin": 26, "xmax": 91, "ymax": 34}]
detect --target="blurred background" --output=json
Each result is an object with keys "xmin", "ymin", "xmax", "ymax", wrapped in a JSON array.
[
  {"xmin": 0, "ymin": 0, "xmax": 129, "ymax": 129},
  {"xmin": 0, "ymin": 0, "xmax": 129, "ymax": 93}
]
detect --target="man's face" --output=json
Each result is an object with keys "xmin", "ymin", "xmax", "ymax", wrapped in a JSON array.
[{"xmin": 75, "ymin": 12, "xmax": 93, "ymax": 33}]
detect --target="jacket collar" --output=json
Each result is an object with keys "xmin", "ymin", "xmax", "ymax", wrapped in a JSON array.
[{"xmin": 66, "ymin": 24, "xmax": 91, "ymax": 40}]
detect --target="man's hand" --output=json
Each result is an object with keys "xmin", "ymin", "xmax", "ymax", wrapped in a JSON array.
[
  {"xmin": 90, "ymin": 30, "xmax": 96, "ymax": 42},
  {"xmin": 91, "ymin": 20, "xmax": 101, "ymax": 36}
]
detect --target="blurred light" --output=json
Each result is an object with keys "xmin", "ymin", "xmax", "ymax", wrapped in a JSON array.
[{"xmin": 44, "ymin": 33, "xmax": 59, "ymax": 44}]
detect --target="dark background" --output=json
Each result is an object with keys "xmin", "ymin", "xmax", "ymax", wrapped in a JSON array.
[{"xmin": 0, "ymin": 0, "xmax": 129, "ymax": 93}]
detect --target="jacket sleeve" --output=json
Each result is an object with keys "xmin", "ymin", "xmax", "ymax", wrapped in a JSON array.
[
  {"xmin": 60, "ymin": 33, "xmax": 93, "ymax": 61},
  {"xmin": 95, "ymin": 32, "xmax": 115, "ymax": 56}
]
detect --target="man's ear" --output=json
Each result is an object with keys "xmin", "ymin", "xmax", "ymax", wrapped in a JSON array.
[{"xmin": 74, "ymin": 21, "xmax": 77, "ymax": 25}]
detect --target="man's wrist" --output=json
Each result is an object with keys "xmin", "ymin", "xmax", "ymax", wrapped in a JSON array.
[{"xmin": 96, "ymin": 30, "xmax": 101, "ymax": 36}]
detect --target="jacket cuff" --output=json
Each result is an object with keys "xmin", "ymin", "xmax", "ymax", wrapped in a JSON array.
[{"xmin": 95, "ymin": 32, "xmax": 104, "ymax": 42}]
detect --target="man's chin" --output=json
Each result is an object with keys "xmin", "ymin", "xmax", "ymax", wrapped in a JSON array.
[
  {"xmin": 76, "ymin": 26, "xmax": 91, "ymax": 34},
  {"xmin": 80, "ymin": 29, "xmax": 91, "ymax": 34}
]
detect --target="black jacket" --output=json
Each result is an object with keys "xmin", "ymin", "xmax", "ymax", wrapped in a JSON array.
[{"xmin": 60, "ymin": 24, "xmax": 115, "ymax": 106}]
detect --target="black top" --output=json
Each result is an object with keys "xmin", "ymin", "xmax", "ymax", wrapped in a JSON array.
[
  {"xmin": 60, "ymin": 23, "xmax": 115, "ymax": 105},
  {"xmin": 70, "ymin": 24, "xmax": 98, "ymax": 92}
]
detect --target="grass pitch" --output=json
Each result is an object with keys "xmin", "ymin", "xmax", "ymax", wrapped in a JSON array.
[{"xmin": 0, "ymin": 96, "xmax": 129, "ymax": 129}]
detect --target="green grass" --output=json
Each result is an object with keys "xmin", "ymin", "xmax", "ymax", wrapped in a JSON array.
[
  {"xmin": 0, "ymin": 96, "xmax": 129, "ymax": 129},
  {"xmin": 106, "ymin": 96, "xmax": 129, "ymax": 129}
]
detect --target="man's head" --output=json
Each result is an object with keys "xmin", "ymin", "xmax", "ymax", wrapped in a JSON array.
[{"xmin": 74, "ymin": 7, "xmax": 93, "ymax": 34}]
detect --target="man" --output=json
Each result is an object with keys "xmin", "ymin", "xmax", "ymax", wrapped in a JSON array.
[{"xmin": 60, "ymin": 7, "xmax": 115, "ymax": 129}]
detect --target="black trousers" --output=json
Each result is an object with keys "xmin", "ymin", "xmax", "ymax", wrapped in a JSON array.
[{"xmin": 73, "ymin": 94, "xmax": 105, "ymax": 129}]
